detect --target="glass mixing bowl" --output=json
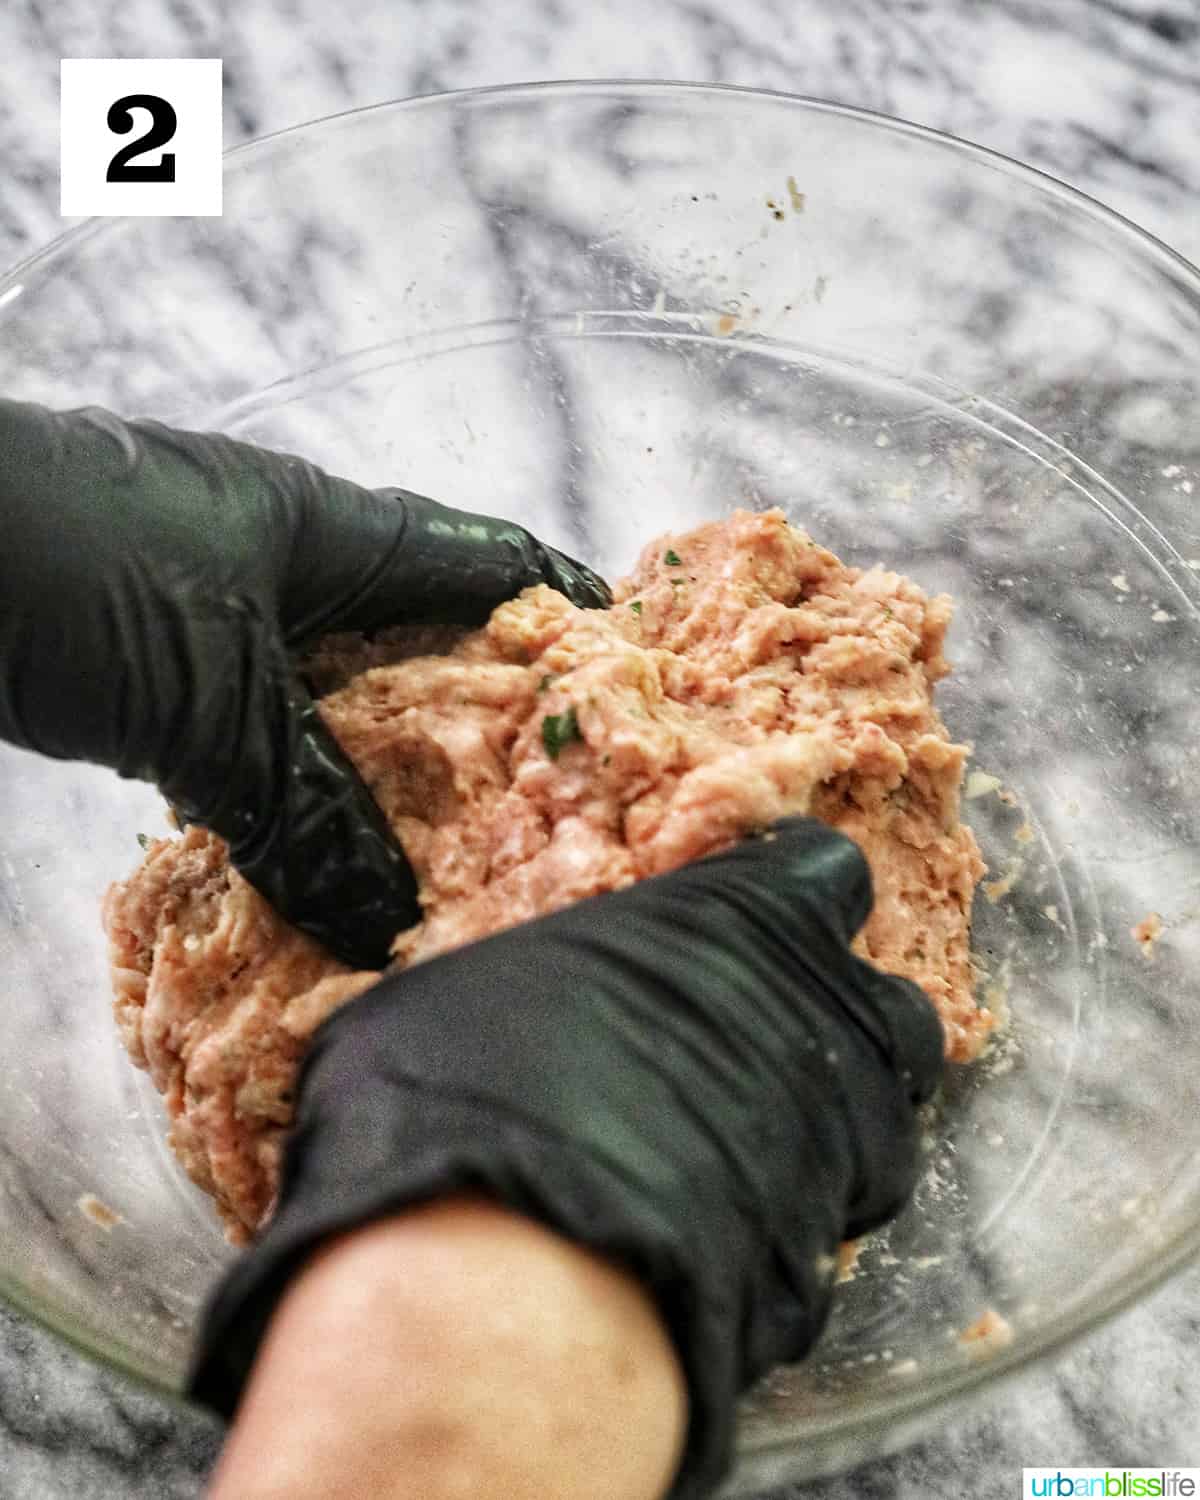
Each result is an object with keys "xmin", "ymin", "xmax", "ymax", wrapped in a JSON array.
[{"xmin": 2, "ymin": 82, "xmax": 1199, "ymax": 1495}]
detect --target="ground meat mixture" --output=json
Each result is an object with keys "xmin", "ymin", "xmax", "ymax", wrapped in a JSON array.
[{"xmin": 104, "ymin": 509, "xmax": 989, "ymax": 1245}]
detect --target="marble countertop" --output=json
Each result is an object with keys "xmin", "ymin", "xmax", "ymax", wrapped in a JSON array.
[{"xmin": 3, "ymin": 1, "xmax": 1200, "ymax": 1496}]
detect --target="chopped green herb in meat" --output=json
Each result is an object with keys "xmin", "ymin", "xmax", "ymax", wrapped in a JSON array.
[
  {"xmin": 663, "ymin": 548, "xmax": 682, "ymax": 566},
  {"xmin": 542, "ymin": 707, "xmax": 582, "ymax": 760}
]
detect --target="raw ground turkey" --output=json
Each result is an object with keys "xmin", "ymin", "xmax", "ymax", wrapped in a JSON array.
[{"xmin": 104, "ymin": 508, "xmax": 989, "ymax": 1245}]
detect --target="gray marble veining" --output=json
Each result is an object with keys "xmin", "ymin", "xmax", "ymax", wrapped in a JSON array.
[
  {"xmin": 3, "ymin": 2, "xmax": 1200, "ymax": 1497},
  {"xmin": 3, "ymin": 0, "xmax": 1200, "ymax": 273}
]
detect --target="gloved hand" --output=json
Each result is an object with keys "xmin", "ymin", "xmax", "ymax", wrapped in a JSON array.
[
  {"xmin": 189, "ymin": 817, "xmax": 945, "ymax": 1500},
  {"xmin": 0, "ymin": 397, "xmax": 608, "ymax": 968}
]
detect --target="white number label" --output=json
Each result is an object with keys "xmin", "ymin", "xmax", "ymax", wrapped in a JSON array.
[{"xmin": 60, "ymin": 59, "xmax": 222, "ymax": 218}]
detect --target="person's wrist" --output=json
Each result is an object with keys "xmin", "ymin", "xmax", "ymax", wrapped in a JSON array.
[{"xmin": 205, "ymin": 1195, "xmax": 687, "ymax": 1500}]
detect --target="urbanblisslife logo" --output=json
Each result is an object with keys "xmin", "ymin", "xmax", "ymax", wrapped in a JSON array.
[{"xmin": 1024, "ymin": 1473, "xmax": 1199, "ymax": 1498}]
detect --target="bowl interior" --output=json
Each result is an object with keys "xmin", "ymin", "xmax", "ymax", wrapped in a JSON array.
[{"xmin": 2, "ymin": 84, "xmax": 1199, "ymax": 1490}]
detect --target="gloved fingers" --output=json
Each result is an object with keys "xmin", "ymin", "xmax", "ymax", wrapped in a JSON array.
[
  {"xmin": 715, "ymin": 822, "xmax": 945, "ymax": 1221},
  {"xmin": 551, "ymin": 817, "xmax": 944, "ymax": 1118},
  {"xmin": 852, "ymin": 963, "xmax": 945, "ymax": 1105},
  {"xmin": 617, "ymin": 818, "xmax": 875, "ymax": 986},
  {"xmin": 733, "ymin": 820, "xmax": 945, "ymax": 1104},
  {"xmin": 158, "ymin": 600, "xmax": 419, "ymax": 970},
  {"xmin": 277, "ymin": 479, "xmax": 611, "ymax": 645},
  {"xmin": 585, "ymin": 816, "xmax": 943, "ymax": 1241},
  {"xmin": 737, "ymin": 816, "xmax": 875, "ymax": 941},
  {"xmin": 227, "ymin": 693, "xmax": 421, "ymax": 970}
]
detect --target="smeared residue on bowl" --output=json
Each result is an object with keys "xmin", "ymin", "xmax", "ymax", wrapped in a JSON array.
[
  {"xmin": 77, "ymin": 1194, "xmax": 123, "ymax": 1231},
  {"xmin": 957, "ymin": 1307, "xmax": 1014, "ymax": 1357},
  {"xmin": 1132, "ymin": 912, "xmax": 1164, "ymax": 958}
]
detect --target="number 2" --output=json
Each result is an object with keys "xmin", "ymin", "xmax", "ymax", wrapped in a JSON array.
[{"xmin": 105, "ymin": 95, "xmax": 177, "ymax": 183}]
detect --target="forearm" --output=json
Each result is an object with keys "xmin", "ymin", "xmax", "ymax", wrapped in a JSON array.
[{"xmin": 206, "ymin": 1195, "xmax": 688, "ymax": 1500}]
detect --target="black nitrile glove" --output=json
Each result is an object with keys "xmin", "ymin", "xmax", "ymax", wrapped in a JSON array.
[
  {"xmin": 189, "ymin": 817, "xmax": 945, "ymax": 1500},
  {"xmin": 0, "ymin": 397, "xmax": 609, "ymax": 968}
]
